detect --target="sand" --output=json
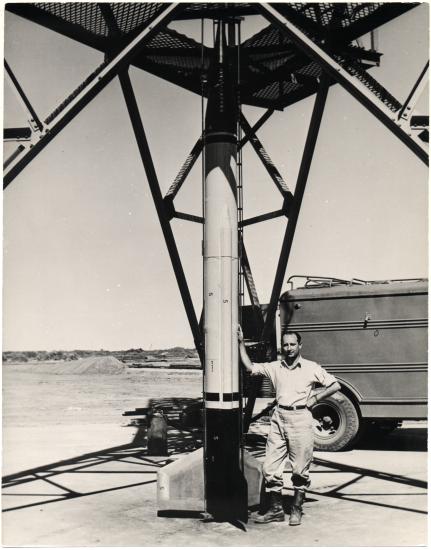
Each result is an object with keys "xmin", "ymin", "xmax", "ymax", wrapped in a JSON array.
[{"xmin": 5, "ymin": 355, "xmax": 127, "ymax": 375}]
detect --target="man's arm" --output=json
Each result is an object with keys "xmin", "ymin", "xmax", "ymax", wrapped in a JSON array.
[
  {"xmin": 307, "ymin": 381, "xmax": 341, "ymax": 408},
  {"xmin": 237, "ymin": 325, "xmax": 254, "ymax": 374}
]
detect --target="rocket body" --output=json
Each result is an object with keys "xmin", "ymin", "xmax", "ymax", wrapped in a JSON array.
[
  {"xmin": 204, "ymin": 142, "xmax": 239, "ymax": 408},
  {"xmin": 203, "ymin": 23, "xmax": 247, "ymax": 522}
]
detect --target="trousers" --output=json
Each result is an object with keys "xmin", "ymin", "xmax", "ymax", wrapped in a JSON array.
[{"xmin": 263, "ymin": 407, "xmax": 314, "ymax": 493}]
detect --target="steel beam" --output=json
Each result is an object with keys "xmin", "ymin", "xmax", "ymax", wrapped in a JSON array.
[
  {"xmin": 98, "ymin": 1, "xmax": 121, "ymax": 62},
  {"xmin": 98, "ymin": 3, "xmax": 120, "ymax": 33},
  {"xmin": 262, "ymin": 76, "xmax": 329, "ymax": 340},
  {"xmin": 4, "ymin": 60, "xmax": 43, "ymax": 132},
  {"xmin": 240, "ymin": 113, "xmax": 294, "ymax": 202},
  {"xmin": 258, "ymin": 3, "xmax": 428, "ymax": 166},
  {"xmin": 238, "ymin": 109, "xmax": 274, "ymax": 150},
  {"xmin": 164, "ymin": 138, "xmax": 203, "ymax": 203},
  {"xmin": 4, "ymin": 145, "xmax": 25, "ymax": 169},
  {"xmin": 4, "ymin": 128, "xmax": 32, "ymax": 141},
  {"xmin": 240, "ymin": 209, "xmax": 286, "ymax": 227},
  {"xmin": 240, "ymin": 239, "xmax": 266, "ymax": 434},
  {"xmin": 398, "ymin": 62, "xmax": 429, "ymax": 123},
  {"xmin": 3, "ymin": 3, "xmax": 180, "ymax": 189},
  {"xmin": 119, "ymin": 70, "xmax": 203, "ymax": 363},
  {"xmin": 173, "ymin": 211, "xmax": 204, "ymax": 224},
  {"xmin": 240, "ymin": 240, "xmax": 263, "ymax": 314}
]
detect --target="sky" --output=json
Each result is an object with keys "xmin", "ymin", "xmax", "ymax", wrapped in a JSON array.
[{"xmin": 2, "ymin": 4, "xmax": 429, "ymax": 351}]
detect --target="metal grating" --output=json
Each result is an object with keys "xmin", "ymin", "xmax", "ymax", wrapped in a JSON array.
[
  {"xmin": 145, "ymin": 28, "xmax": 203, "ymax": 51},
  {"xmin": 243, "ymin": 25, "xmax": 292, "ymax": 50},
  {"xmin": 296, "ymin": 61, "xmax": 322, "ymax": 79},
  {"xmin": 34, "ymin": 3, "xmax": 108, "ymax": 36},
  {"xmin": 288, "ymin": 2, "xmax": 384, "ymax": 29},
  {"xmin": 343, "ymin": 3, "xmax": 383, "ymax": 26},
  {"xmin": 6, "ymin": 3, "xmax": 416, "ymax": 113},
  {"xmin": 139, "ymin": 28, "xmax": 208, "ymax": 75},
  {"xmin": 255, "ymin": 80, "xmax": 299, "ymax": 102},
  {"xmin": 145, "ymin": 54, "xmax": 202, "ymax": 71},
  {"xmin": 110, "ymin": 3, "xmax": 166, "ymax": 35},
  {"xmin": 181, "ymin": 3, "xmax": 257, "ymax": 16}
]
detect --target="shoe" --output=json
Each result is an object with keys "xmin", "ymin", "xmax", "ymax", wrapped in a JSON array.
[
  {"xmin": 289, "ymin": 490, "xmax": 305, "ymax": 526},
  {"xmin": 254, "ymin": 492, "xmax": 285, "ymax": 523}
]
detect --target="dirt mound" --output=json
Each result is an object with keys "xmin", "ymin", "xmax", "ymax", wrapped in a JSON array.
[{"xmin": 10, "ymin": 356, "xmax": 127, "ymax": 375}]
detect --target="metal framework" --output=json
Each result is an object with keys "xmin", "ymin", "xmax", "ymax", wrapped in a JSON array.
[{"xmin": 4, "ymin": 2, "xmax": 429, "ymax": 427}]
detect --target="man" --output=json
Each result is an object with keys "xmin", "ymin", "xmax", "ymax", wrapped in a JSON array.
[{"xmin": 238, "ymin": 327, "xmax": 341, "ymax": 525}]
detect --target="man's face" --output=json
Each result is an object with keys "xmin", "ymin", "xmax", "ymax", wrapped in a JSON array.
[{"xmin": 282, "ymin": 333, "xmax": 301, "ymax": 361}]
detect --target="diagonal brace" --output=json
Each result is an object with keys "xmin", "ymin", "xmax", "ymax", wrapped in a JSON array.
[
  {"xmin": 398, "ymin": 61, "xmax": 429, "ymax": 123},
  {"xmin": 119, "ymin": 70, "xmax": 203, "ymax": 363},
  {"xmin": 3, "ymin": 3, "xmax": 180, "ymax": 189},
  {"xmin": 240, "ymin": 240, "xmax": 264, "ymax": 315},
  {"xmin": 258, "ymin": 3, "xmax": 428, "ymax": 166},
  {"xmin": 239, "ymin": 109, "xmax": 274, "ymax": 150},
  {"xmin": 262, "ymin": 76, "xmax": 330, "ymax": 340},
  {"xmin": 164, "ymin": 137, "xmax": 203, "ymax": 205},
  {"xmin": 240, "ymin": 208, "xmax": 286, "ymax": 228},
  {"xmin": 4, "ymin": 60, "xmax": 43, "ymax": 132},
  {"xmin": 240, "ymin": 112, "xmax": 294, "ymax": 203}
]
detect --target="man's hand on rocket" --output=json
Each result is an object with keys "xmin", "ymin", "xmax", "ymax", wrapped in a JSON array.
[{"xmin": 237, "ymin": 325, "xmax": 253, "ymax": 372}]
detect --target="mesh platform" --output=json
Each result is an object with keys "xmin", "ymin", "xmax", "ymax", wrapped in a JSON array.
[{"xmin": 7, "ymin": 3, "xmax": 417, "ymax": 112}]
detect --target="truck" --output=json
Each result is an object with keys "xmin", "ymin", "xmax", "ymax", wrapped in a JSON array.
[
  {"xmin": 182, "ymin": 276, "xmax": 427, "ymax": 451},
  {"xmin": 272, "ymin": 276, "xmax": 428, "ymax": 450}
]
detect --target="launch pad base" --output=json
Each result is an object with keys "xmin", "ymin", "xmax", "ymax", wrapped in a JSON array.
[{"xmin": 157, "ymin": 448, "xmax": 262, "ymax": 515}]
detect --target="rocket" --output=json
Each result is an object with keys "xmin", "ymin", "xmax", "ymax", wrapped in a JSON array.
[{"xmin": 203, "ymin": 22, "xmax": 247, "ymax": 522}]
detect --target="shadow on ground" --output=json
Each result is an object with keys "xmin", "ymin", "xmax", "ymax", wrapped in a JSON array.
[
  {"xmin": 2, "ymin": 399, "xmax": 427, "ymax": 519},
  {"xmin": 2, "ymin": 397, "xmax": 204, "ymax": 514},
  {"xmin": 355, "ymin": 426, "xmax": 427, "ymax": 452}
]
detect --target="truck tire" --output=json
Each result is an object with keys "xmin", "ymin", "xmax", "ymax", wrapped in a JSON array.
[{"xmin": 310, "ymin": 392, "xmax": 360, "ymax": 451}]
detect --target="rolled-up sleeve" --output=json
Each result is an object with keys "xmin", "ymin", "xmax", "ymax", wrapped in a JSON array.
[
  {"xmin": 250, "ymin": 362, "xmax": 273, "ymax": 377},
  {"xmin": 314, "ymin": 365, "xmax": 337, "ymax": 387}
]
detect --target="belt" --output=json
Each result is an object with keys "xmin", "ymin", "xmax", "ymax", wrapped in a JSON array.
[{"xmin": 278, "ymin": 404, "xmax": 307, "ymax": 411}]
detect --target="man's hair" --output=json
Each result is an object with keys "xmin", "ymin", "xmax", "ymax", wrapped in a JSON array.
[{"xmin": 282, "ymin": 331, "xmax": 302, "ymax": 344}]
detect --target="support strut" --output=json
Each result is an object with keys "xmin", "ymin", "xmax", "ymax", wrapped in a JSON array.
[
  {"xmin": 119, "ymin": 70, "xmax": 203, "ymax": 363},
  {"xmin": 258, "ymin": 3, "xmax": 428, "ymax": 166},
  {"xmin": 262, "ymin": 76, "xmax": 330, "ymax": 341},
  {"xmin": 3, "ymin": 3, "xmax": 180, "ymax": 188}
]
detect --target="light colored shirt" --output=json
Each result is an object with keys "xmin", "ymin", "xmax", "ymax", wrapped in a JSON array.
[{"xmin": 250, "ymin": 355, "xmax": 337, "ymax": 407}]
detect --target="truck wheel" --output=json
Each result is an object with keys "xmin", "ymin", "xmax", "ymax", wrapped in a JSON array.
[{"xmin": 311, "ymin": 392, "xmax": 360, "ymax": 451}]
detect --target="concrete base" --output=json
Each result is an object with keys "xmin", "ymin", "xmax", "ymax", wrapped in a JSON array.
[{"xmin": 157, "ymin": 448, "xmax": 262, "ymax": 513}]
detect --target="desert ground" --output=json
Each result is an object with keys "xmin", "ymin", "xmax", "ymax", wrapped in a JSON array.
[{"xmin": 2, "ymin": 359, "xmax": 427, "ymax": 546}]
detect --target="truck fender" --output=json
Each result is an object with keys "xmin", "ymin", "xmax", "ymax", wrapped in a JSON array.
[{"xmin": 333, "ymin": 377, "xmax": 363, "ymax": 406}]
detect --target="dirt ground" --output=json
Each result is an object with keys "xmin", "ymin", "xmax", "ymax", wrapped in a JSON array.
[{"xmin": 2, "ymin": 363, "xmax": 428, "ymax": 546}]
